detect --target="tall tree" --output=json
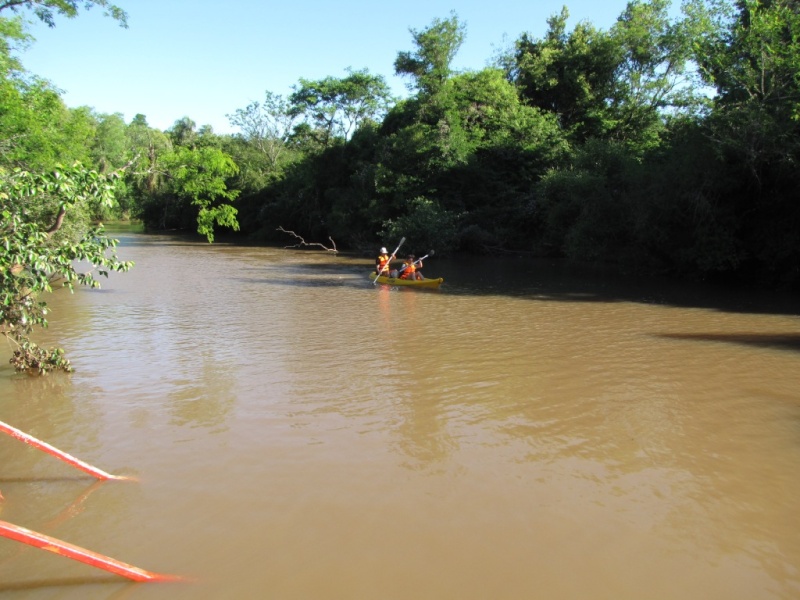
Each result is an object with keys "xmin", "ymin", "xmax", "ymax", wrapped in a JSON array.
[
  {"xmin": 168, "ymin": 116, "xmax": 198, "ymax": 148},
  {"xmin": 125, "ymin": 113, "xmax": 171, "ymax": 197},
  {"xmin": 380, "ymin": 13, "xmax": 471, "ymax": 196},
  {"xmin": 227, "ymin": 91, "xmax": 296, "ymax": 167},
  {"xmin": 394, "ymin": 12, "xmax": 466, "ymax": 98},
  {"xmin": 689, "ymin": 0, "xmax": 800, "ymax": 175},
  {"xmin": 91, "ymin": 111, "xmax": 128, "ymax": 173},
  {"xmin": 289, "ymin": 68, "xmax": 393, "ymax": 146},
  {"xmin": 608, "ymin": 0, "xmax": 701, "ymax": 150},
  {"xmin": 510, "ymin": 1, "xmax": 700, "ymax": 149},
  {"xmin": 510, "ymin": 8, "xmax": 620, "ymax": 140}
]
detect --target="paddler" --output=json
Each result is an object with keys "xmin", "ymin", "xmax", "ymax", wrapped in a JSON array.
[
  {"xmin": 375, "ymin": 246, "xmax": 397, "ymax": 278},
  {"xmin": 399, "ymin": 254, "xmax": 424, "ymax": 280}
]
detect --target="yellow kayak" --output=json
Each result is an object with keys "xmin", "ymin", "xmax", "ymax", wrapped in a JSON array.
[{"xmin": 370, "ymin": 272, "xmax": 443, "ymax": 288}]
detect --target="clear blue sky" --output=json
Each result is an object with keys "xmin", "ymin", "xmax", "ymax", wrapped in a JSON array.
[{"xmin": 16, "ymin": 0, "xmax": 678, "ymax": 134}]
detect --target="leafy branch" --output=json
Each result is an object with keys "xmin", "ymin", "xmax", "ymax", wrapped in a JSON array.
[
  {"xmin": 1, "ymin": 163, "xmax": 134, "ymax": 374},
  {"xmin": 0, "ymin": 1, "xmax": 128, "ymax": 28}
]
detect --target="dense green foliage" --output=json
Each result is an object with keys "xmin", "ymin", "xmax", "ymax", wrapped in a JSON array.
[{"xmin": 218, "ymin": 0, "xmax": 797, "ymax": 289}]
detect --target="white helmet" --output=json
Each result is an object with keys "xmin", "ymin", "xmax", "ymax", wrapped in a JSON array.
[{"xmin": 380, "ymin": 247, "xmax": 388, "ymax": 253}]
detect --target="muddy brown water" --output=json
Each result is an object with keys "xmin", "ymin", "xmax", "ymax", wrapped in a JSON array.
[{"xmin": 1, "ymin": 229, "xmax": 799, "ymax": 599}]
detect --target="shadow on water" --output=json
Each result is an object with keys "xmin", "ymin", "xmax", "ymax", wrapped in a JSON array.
[
  {"xmin": 242, "ymin": 254, "xmax": 799, "ymax": 316},
  {"xmin": 114, "ymin": 231, "xmax": 799, "ymax": 316},
  {"xmin": 431, "ymin": 256, "xmax": 800, "ymax": 317},
  {"xmin": 0, "ymin": 577, "xmax": 126, "ymax": 592},
  {"xmin": 653, "ymin": 332, "xmax": 800, "ymax": 354}
]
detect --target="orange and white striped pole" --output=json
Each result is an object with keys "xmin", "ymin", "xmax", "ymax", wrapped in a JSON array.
[
  {"xmin": 0, "ymin": 420, "xmax": 132, "ymax": 481},
  {"xmin": 0, "ymin": 520, "xmax": 182, "ymax": 582}
]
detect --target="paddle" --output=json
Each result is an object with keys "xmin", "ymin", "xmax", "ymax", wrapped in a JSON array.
[
  {"xmin": 373, "ymin": 237, "xmax": 405, "ymax": 284},
  {"xmin": 397, "ymin": 250, "xmax": 434, "ymax": 279}
]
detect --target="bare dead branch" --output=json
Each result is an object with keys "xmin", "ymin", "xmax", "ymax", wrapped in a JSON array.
[{"xmin": 276, "ymin": 226, "xmax": 337, "ymax": 252}]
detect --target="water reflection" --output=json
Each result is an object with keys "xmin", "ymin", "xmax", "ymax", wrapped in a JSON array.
[
  {"xmin": 167, "ymin": 351, "xmax": 235, "ymax": 431},
  {"xmin": 394, "ymin": 392, "xmax": 458, "ymax": 471}
]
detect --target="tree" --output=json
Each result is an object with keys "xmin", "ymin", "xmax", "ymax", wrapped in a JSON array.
[
  {"xmin": 159, "ymin": 146, "xmax": 240, "ymax": 242},
  {"xmin": 91, "ymin": 112, "xmax": 128, "ymax": 173},
  {"xmin": 509, "ymin": 8, "xmax": 620, "ymax": 140},
  {"xmin": 1, "ymin": 163, "xmax": 133, "ymax": 373},
  {"xmin": 394, "ymin": 12, "xmax": 466, "ymax": 98},
  {"xmin": 2, "ymin": 79, "xmax": 104, "ymax": 171},
  {"xmin": 376, "ymin": 14, "xmax": 472, "ymax": 210},
  {"xmin": 124, "ymin": 112, "xmax": 172, "ymax": 202},
  {"xmin": 227, "ymin": 91, "xmax": 296, "ymax": 168},
  {"xmin": 167, "ymin": 116, "xmax": 198, "ymax": 148},
  {"xmin": 685, "ymin": 0, "xmax": 800, "ymax": 284},
  {"xmin": 0, "ymin": 0, "xmax": 127, "ymax": 27},
  {"xmin": 509, "ymin": 1, "xmax": 700, "ymax": 150},
  {"xmin": 125, "ymin": 116, "xmax": 242, "ymax": 241},
  {"xmin": 289, "ymin": 68, "xmax": 393, "ymax": 146},
  {"xmin": 608, "ymin": 0, "xmax": 701, "ymax": 151},
  {"xmin": 435, "ymin": 69, "xmax": 570, "ymax": 250},
  {"xmin": 689, "ymin": 0, "xmax": 800, "ymax": 175}
]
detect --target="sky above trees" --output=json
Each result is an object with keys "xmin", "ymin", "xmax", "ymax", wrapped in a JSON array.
[{"xmin": 16, "ymin": 0, "xmax": 677, "ymax": 133}]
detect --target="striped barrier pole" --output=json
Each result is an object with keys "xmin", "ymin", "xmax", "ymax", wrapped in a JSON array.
[
  {"xmin": 0, "ymin": 520, "xmax": 183, "ymax": 582},
  {"xmin": 0, "ymin": 420, "xmax": 132, "ymax": 481}
]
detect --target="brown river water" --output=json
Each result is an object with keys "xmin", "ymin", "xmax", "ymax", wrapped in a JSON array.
[{"xmin": 1, "ymin": 228, "xmax": 799, "ymax": 599}]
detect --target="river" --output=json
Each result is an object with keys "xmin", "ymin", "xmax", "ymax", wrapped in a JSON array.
[{"xmin": 1, "ymin": 229, "xmax": 799, "ymax": 599}]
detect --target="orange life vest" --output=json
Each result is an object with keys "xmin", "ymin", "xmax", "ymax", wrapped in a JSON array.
[
  {"xmin": 376, "ymin": 253, "xmax": 390, "ymax": 273},
  {"xmin": 400, "ymin": 261, "xmax": 416, "ymax": 279}
]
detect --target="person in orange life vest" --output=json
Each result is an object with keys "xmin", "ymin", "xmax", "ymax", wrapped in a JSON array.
[
  {"xmin": 375, "ymin": 247, "xmax": 397, "ymax": 277},
  {"xmin": 400, "ymin": 254, "xmax": 424, "ymax": 280}
]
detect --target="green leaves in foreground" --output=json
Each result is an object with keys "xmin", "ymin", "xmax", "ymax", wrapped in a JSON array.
[{"xmin": 1, "ymin": 163, "xmax": 133, "ymax": 374}]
